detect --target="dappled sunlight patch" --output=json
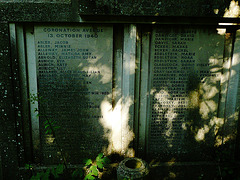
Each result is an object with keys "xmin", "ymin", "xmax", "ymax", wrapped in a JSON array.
[
  {"xmin": 182, "ymin": 123, "xmax": 187, "ymax": 131},
  {"xmin": 188, "ymin": 90, "xmax": 199, "ymax": 108},
  {"xmin": 210, "ymin": 67, "xmax": 222, "ymax": 74},
  {"xmin": 130, "ymin": 26, "xmax": 137, "ymax": 39},
  {"xmin": 154, "ymin": 90, "xmax": 180, "ymax": 140},
  {"xmin": 215, "ymin": 133, "xmax": 237, "ymax": 147},
  {"xmin": 214, "ymin": 9, "xmax": 219, "ymax": 15},
  {"xmin": 210, "ymin": 117, "xmax": 224, "ymax": 136},
  {"xmin": 203, "ymin": 86, "xmax": 219, "ymax": 99},
  {"xmin": 229, "ymin": 66, "xmax": 237, "ymax": 78},
  {"xmin": 224, "ymin": 0, "xmax": 240, "ymax": 17},
  {"xmin": 169, "ymin": 172, "xmax": 177, "ymax": 178},
  {"xmin": 210, "ymin": 117, "xmax": 224, "ymax": 127},
  {"xmin": 123, "ymin": 53, "xmax": 136, "ymax": 75},
  {"xmin": 95, "ymin": 64, "xmax": 112, "ymax": 84},
  {"xmin": 152, "ymin": 89, "xmax": 191, "ymax": 149},
  {"xmin": 232, "ymin": 53, "xmax": 240, "ymax": 66},
  {"xmin": 100, "ymin": 96, "xmax": 135, "ymax": 156},
  {"xmin": 185, "ymin": 53, "xmax": 221, "ymax": 140},
  {"xmin": 201, "ymin": 83, "xmax": 219, "ymax": 100},
  {"xmin": 208, "ymin": 57, "xmax": 223, "ymax": 79},
  {"xmin": 165, "ymin": 119, "xmax": 173, "ymax": 137},
  {"xmin": 167, "ymin": 158, "xmax": 176, "ymax": 166},
  {"xmin": 149, "ymin": 159, "xmax": 160, "ymax": 168},
  {"xmin": 218, "ymin": 0, "xmax": 240, "ymax": 35},
  {"xmin": 77, "ymin": 64, "xmax": 112, "ymax": 84},
  {"xmin": 184, "ymin": 62, "xmax": 221, "ymax": 142},
  {"xmin": 195, "ymin": 125, "xmax": 210, "ymax": 142},
  {"xmin": 215, "ymin": 136, "xmax": 223, "ymax": 147},
  {"xmin": 149, "ymin": 158, "xmax": 176, "ymax": 168},
  {"xmin": 217, "ymin": 29, "xmax": 226, "ymax": 37},
  {"xmin": 46, "ymin": 134, "xmax": 55, "ymax": 144},
  {"xmin": 229, "ymin": 111, "xmax": 240, "ymax": 121},
  {"xmin": 150, "ymin": 88, "xmax": 156, "ymax": 96},
  {"xmin": 200, "ymin": 100, "xmax": 218, "ymax": 120}
]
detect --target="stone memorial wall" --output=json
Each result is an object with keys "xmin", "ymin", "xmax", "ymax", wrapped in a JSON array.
[
  {"xmin": 1, "ymin": 1, "xmax": 240, "ymax": 179},
  {"xmin": 34, "ymin": 25, "xmax": 113, "ymax": 164},
  {"xmin": 148, "ymin": 26, "xmax": 225, "ymax": 160}
]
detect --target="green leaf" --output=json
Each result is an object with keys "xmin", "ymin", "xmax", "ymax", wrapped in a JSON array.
[
  {"xmin": 102, "ymin": 157, "xmax": 110, "ymax": 165},
  {"xmin": 30, "ymin": 172, "xmax": 42, "ymax": 180},
  {"xmin": 51, "ymin": 169, "xmax": 59, "ymax": 179},
  {"xmin": 89, "ymin": 165, "xmax": 98, "ymax": 176},
  {"xmin": 45, "ymin": 129, "xmax": 52, "ymax": 134},
  {"xmin": 47, "ymin": 119, "xmax": 53, "ymax": 124},
  {"xmin": 25, "ymin": 164, "xmax": 32, "ymax": 169},
  {"xmin": 84, "ymin": 174, "xmax": 95, "ymax": 180},
  {"xmin": 72, "ymin": 168, "xmax": 84, "ymax": 178},
  {"xmin": 96, "ymin": 153, "xmax": 103, "ymax": 161},
  {"xmin": 51, "ymin": 164, "xmax": 64, "ymax": 179},
  {"xmin": 56, "ymin": 164, "xmax": 64, "ymax": 174},
  {"xmin": 50, "ymin": 120, "xmax": 56, "ymax": 125},
  {"xmin": 84, "ymin": 159, "xmax": 92, "ymax": 166},
  {"xmin": 42, "ymin": 169, "xmax": 50, "ymax": 180},
  {"xmin": 53, "ymin": 126, "xmax": 61, "ymax": 130},
  {"xmin": 25, "ymin": 164, "xmax": 29, "ymax": 169},
  {"xmin": 95, "ymin": 153, "xmax": 110, "ymax": 167},
  {"xmin": 96, "ymin": 161, "xmax": 104, "ymax": 169},
  {"xmin": 31, "ymin": 170, "xmax": 50, "ymax": 180},
  {"xmin": 45, "ymin": 124, "xmax": 50, "ymax": 129}
]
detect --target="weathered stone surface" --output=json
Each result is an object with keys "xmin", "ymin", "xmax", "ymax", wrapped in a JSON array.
[
  {"xmin": 0, "ymin": 0, "xmax": 239, "ymax": 179},
  {"xmin": 34, "ymin": 25, "xmax": 113, "ymax": 164},
  {"xmin": 147, "ymin": 25, "xmax": 225, "ymax": 161},
  {"xmin": 1, "ymin": 0, "xmax": 70, "ymax": 2},
  {"xmin": 0, "ymin": 23, "xmax": 18, "ymax": 179},
  {"xmin": 0, "ymin": 0, "xmax": 235, "ymax": 21},
  {"xmin": 77, "ymin": 0, "xmax": 231, "ymax": 17},
  {"xmin": 0, "ymin": 3, "xmax": 73, "ymax": 22}
]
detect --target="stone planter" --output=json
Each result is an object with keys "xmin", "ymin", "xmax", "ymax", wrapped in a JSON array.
[{"xmin": 117, "ymin": 157, "xmax": 149, "ymax": 180}]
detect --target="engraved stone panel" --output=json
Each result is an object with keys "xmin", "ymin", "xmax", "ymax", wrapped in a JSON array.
[
  {"xmin": 34, "ymin": 25, "xmax": 113, "ymax": 164},
  {"xmin": 2, "ymin": 0, "xmax": 70, "ymax": 3},
  {"xmin": 148, "ymin": 26, "xmax": 224, "ymax": 161}
]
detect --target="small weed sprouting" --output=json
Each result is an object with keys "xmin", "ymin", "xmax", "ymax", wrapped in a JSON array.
[
  {"xmin": 83, "ymin": 153, "xmax": 111, "ymax": 180},
  {"xmin": 26, "ymin": 153, "xmax": 110, "ymax": 180},
  {"xmin": 28, "ymin": 164, "xmax": 64, "ymax": 180},
  {"xmin": 28, "ymin": 94, "xmax": 111, "ymax": 179}
]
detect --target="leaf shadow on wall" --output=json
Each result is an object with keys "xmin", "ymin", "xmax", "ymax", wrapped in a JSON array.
[
  {"xmin": 38, "ymin": 71, "xmax": 108, "ymax": 165},
  {"xmin": 148, "ymin": 27, "xmax": 240, "ymax": 165},
  {"xmin": 148, "ymin": 30, "xmax": 240, "ymax": 180}
]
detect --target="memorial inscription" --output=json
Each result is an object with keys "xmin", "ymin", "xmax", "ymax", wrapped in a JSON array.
[
  {"xmin": 148, "ymin": 26, "xmax": 224, "ymax": 160},
  {"xmin": 34, "ymin": 25, "xmax": 113, "ymax": 164}
]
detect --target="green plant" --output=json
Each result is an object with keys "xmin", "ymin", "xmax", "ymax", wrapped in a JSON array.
[
  {"xmin": 72, "ymin": 168, "xmax": 84, "ymax": 179},
  {"xmin": 83, "ymin": 153, "xmax": 111, "ymax": 180},
  {"xmin": 29, "ymin": 93, "xmax": 67, "ymax": 169},
  {"xmin": 44, "ymin": 119, "xmax": 61, "ymax": 135},
  {"xmin": 26, "ymin": 153, "xmax": 110, "ymax": 180},
  {"xmin": 29, "ymin": 164, "xmax": 64, "ymax": 180},
  {"xmin": 28, "ymin": 94, "xmax": 111, "ymax": 179},
  {"xmin": 25, "ymin": 163, "xmax": 33, "ymax": 170}
]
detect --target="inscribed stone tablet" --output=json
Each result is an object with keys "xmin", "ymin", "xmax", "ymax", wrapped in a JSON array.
[
  {"xmin": 34, "ymin": 25, "xmax": 113, "ymax": 164},
  {"xmin": 148, "ymin": 26, "xmax": 224, "ymax": 161}
]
